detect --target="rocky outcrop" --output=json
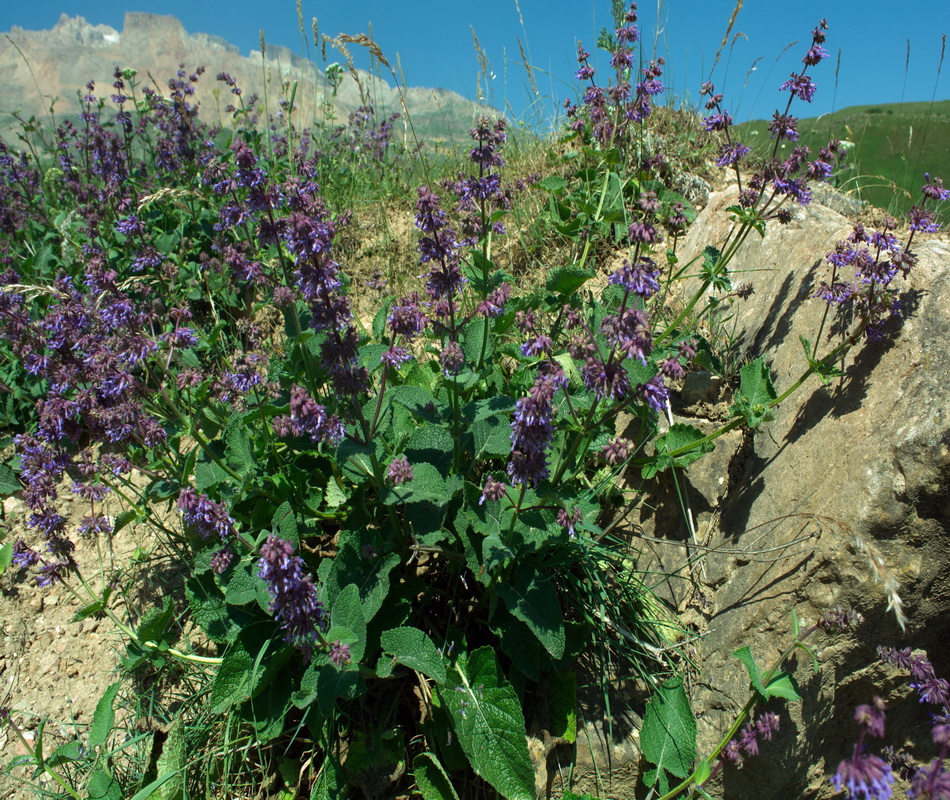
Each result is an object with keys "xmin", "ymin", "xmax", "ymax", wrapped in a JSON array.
[
  {"xmin": 563, "ymin": 188, "xmax": 950, "ymax": 798},
  {"xmin": 674, "ymin": 190, "xmax": 950, "ymax": 798},
  {"xmin": 0, "ymin": 14, "xmax": 491, "ymax": 141}
]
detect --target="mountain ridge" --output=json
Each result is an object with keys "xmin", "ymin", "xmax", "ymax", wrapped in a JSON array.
[{"xmin": 1, "ymin": 12, "xmax": 493, "ymax": 142}]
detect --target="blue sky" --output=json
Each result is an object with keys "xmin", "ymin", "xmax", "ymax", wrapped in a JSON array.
[{"xmin": 3, "ymin": 1, "xmax": 947, "ymax": 125}]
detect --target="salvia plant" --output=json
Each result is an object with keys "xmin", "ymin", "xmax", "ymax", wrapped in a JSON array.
[{"xmin": 0, "ymin": 4, "xmax": 947, "ymax": 798}]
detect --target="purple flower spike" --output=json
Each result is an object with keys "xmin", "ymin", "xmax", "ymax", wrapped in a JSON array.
[
  {"xmin": 258, "ymin": 535, "xmax": 327, "ymax": 648},
  {"xmin": 178, "ymin": 488, "xmax": 235, "ymax": 541},
  {"xmin": 479, "ymin": 476, "xmax": 508, "ymax": 505},
  {"xmin": 388, "ymin": 456, "xmax": 413, "ymax": 486},
  {"xmin": 831, "ymin": 751, "xmax": 894, "ymax": 800},
  {"xmin": 329, "ymin": 640, "xmax": 352, "ymax": 668}
]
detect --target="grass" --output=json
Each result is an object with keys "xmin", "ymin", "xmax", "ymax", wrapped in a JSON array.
[{"xmin": 734, "ymin": 99, "xmax": 950, "ymax": 221}]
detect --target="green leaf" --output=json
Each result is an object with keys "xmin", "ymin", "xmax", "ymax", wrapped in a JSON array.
[
  {"xmin": 472, "ymin": 415, "xmax": 512, "ymax": 459},
  {"xmin": 641, "ymin": 674, "xmax": 696, "ymax": 794},
  {"xmin": 210, "ymin": 643, "xmax": 256, "ymax": 713},
  {"xmin": 733, "ymin": 645, "xmax": 766, "ymax": 695},
  {"xmin": 271, "ymin": 501, "xmax": 299, "ymax": 549},
  {"xmin": 536, "ymin": 175, "xmax": 568, "ymax": 194},
  {"xmin": 380, "ymin": 627, "xmax": 447, "ymax": 684},
  {"xmin": 112, "ymin": 509, "xmax": 138, "ymax": 536},
  {"xmin": 310, "ymin": 756, "xmax": 346, "ymax": 800},
  {"xmin": 496, "ymin": 566, "xmax": 565, "ymax": 659},
  {"xmin": 441, "ymin": 648, "xmax": 535, "ymax": 800},
  {"xmin": 460, "ymin": 315, "xmax": 492, "ymax": 366},
  {"xmin": 384, "ymin": 461, "xmax": 459, "ymax": 506},
  {"xmin": 729, "ymin": 357, "xmax": 777, "ymax": 428},
  {"xmin": 71, "ymin": 587, "xmax": 113, "ymax": 623},
  {"xmin": 337, "ymin": 439, "xmax": 379, "ymax": 484},
  {"xmin": 224, "ymin": 557, "xmax": 272, "ymax": 610},
  {"xmin": 359, "ymin": 342, "xmax": 389, "ymax": 372},
  {"xmin": 642, "ymin": 423, "xmax": 716, "ymax": 479},
  {"xmin": 330, "ymin": 584, "xmax": 366, "ymax": 663},
  {"xmin": 88, "ymin": 682, "xmax": 121, "ymax": 749},
  {"xmin": 0, "ymin": 542, "xmax": 13, "ymax": 576},
  {"xmin": 0, "ymin": 462, "xmax": 20, "ymax": 495},
  {"xmin": 153, "ymin": 720, "xmax": 186, "ymax": 800},
  {"xmin": 391, "ymin": 385, "xmax": 447, "ymax": 423},
  {"xmin": 545, "ymin": 266, "xmax": 595, "ymax": 296},
  {"xmin": 414, "ymin": 752, "xmax": 462, "ymax": 800},
  {"xmin": 195, "ymin": 455, "xmax": 231, "ymax": 493},
  {"xmin": 733, "ymin": 646, "xmax": 799, "ymax": 700},
  {"xmin": 764, "ymin": 672, "xmax": 802, "ymax": 701},
  {"xmin": 136, "ymin": 597, "xmax": 175, "ymax": 645},
  {"xmin": 373, "ymin": 298, "xmax": 394, "ymax": 340},
  {"xmin": 86, "ymin": 766, "xmax": 122, "ymax": 800},
  {"xmin": 800, "ymin": 335, "xmax": 844, "ymax": 384},
  {"xmin": 225, "ymin": 414, "xmax": 254, "ymax": 478}
]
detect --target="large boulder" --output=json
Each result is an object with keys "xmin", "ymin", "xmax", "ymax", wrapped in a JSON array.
[
  {"xmin": 674, "ymin": 187, "xmax": 950, "ymax": 797},
  {"xmin": 561, "ymin": 186, "xmax": 950, "ymax": 798}
]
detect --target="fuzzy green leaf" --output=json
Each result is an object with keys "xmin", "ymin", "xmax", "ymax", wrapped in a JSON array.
[
  {"xmin": 642, "ymin": 423, "xmax": 716, "ymax": 479},
  {"xmin": 441, "ymin": 648, "xmax": 535, "ymax": 800},
  {"xmin": 153, "ymin": 720, "xmax": 186, "ymax": 800},
  {"xmin": 546, "ymin": 266, "xmax": 595, "ymax": 296},
  {"xmin": 414, "ymin": 752, "xmax": 462, "ymax": 800},
  {"xmin": 641, "ymin": 674, "xmax": 696, "ymax": 794},
  {"xmin": 272, "ymin": 501, "xmax": 299, "ymax": 549},
  {"xmin": 380, "ymin": 627, "xmax": 447, "ymax": 684},
  {"xmin": 496, "ymin": 567, "xmax": 565, "ymax": 659},
  {"xmin": 0, "ymin": 462, "xmax": 20, "ymax": 495},
  {"xmin": 730, "ymin": 357, "xmax": 777, "ymax": 428},
  {"xmin": 330, "ymin": 584, "xmax": 366, "ymax": 663},
  {"xmin": 88, "ymin": 682, "xmax": 121, "ymax": 749},
  {"xmin": 0, "ymin": 543, "xmax": 13, "ymax": 576}
]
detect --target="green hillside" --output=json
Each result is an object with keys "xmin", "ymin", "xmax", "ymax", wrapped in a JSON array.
[{"xmin": 735, "ymin": 99, "xmax": 950, "ymax": 221}]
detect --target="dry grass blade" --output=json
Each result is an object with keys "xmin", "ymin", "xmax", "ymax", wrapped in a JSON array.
[
  {"xmin": 854, "ymin": 534, "xmax": 907, "ymax": 631},
  {"xmin": 709, "ymin": 0, "xmax": 744, "ymax": 80},
  {"xmin": 337, "ymin": 33, "xmax": 391, "ymax": 70}
]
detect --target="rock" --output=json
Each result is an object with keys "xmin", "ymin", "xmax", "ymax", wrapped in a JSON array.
[
  {"xmin": 567, "ymin": 187, "xmax": 950, "ymax": 798},
  {"xmin": 681, "ymin": 370, "xmax": 723, "ymax": 405},
  {"xmin": 671, "ymin": 190, "xmax": 950, "ymax": 797}
]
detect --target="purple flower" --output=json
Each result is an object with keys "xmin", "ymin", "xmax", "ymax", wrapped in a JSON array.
[
  {"xmin": 520, "ymin": 335, "xmax": 552, "ymax": 357},
  {"xmin": 388, "ymin": 456, "xmax": 413, "ymax": 486},
  {"xmin": 211, "ymin": 547, "xmax": 236, "ymax": 574},
  {"xmin": 831, "ymin": 751, "xmax": 894, "ymax": 800},
  {"xmin": 576, "ymin": 65, "xmax": 595, "ymax": 81},
  {"xmin": 716, "ymin": 142, "xmax": 751, "ymax": 167},
  {"xmin": 381, "ymin": 346, "xmax": 412, "ymax": 367},
  {"xmin": 274, "ymin": 385, "xmax": 345, "ymax": 445},
  {"xmin": 440, "ymin": 341, "xmax": 465, "ymax": 375},
  {"xmin": 855, "ymin": 698, "xmax": 887, "ymax": 739},
  {"xmin": 702, "ymin": 112, "xmax": 733, "ymax": 132},
  {"xmin": 609, "ymin": 258, "xmax": 660, "ymax": 298},
  {"xmin": 177, "ymin": 488, "xmax": 235, "ymax": 541},
  {"xmin": 780, "ymin": 73, "xmax": 818, "ymax": 103},
  {"xmin": 922, "ymin": 174, "xmax": 950, "ymax": 201},
  {"xmin": 329, "ymin": 640, "xmax": 352, "ymax": 668},
  {"xmin": 507, "ymin": 370, "xmax": 565, "ymax": 486},
  {"xmin": 479, "ymin": 476, "xmax": 508, "ymax": 504},
  {"xmin": 769, "ymin": 112, "xmax": 800, "ymax": 142},
  {"xmin": 115, "ymin": 215, "xmax": 142, "ymax": 236},
  {"xmin": 477, "ymin": 283, "xmax": 511, "ymax": 318},
  {"xmin": 258, "ymin": 535, "xmax": 327, "ymax": 648},
  {"xmin": 908, "ymin": 759, "xmax": 950, "ymax": 800},
  {"xmin": 557, "ymin": 506, "xmax": 583, "ymax": 539},
  {"xmin": 627, "ymin": 220, "xmax": 661, "ymax": 244},
  {"xmin": 602, "ymin": 436, "xmax": 631, "ymax": 466},
  {"xmin": 388, "ymin": 292, "xmax": 428, "ymax": 339},
  {"xmin": 640, "ymin": 375, "xmax": 668, "ymax": 413},
  {"xmin": 908, "ymin": 206, "xmax": 941, "ymax": 234}
]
